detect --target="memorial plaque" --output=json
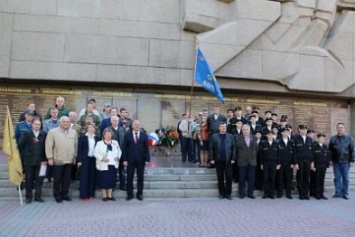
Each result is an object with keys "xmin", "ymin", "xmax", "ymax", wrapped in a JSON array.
[
  {"xmin": 161, "ymin": 99, "xmax": 185, "ymax": 128},
  {"xmin": 138, "ymin": 97, "xmax": 161, "ymax": 133},
  {"xmin": 0, "ymin": 84, "xmax": 350, "ymax": 142}
]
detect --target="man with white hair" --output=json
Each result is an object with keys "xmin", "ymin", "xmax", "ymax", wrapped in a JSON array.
[
  {"xmin": 46, "ymin": 116, "xmax": 78, "ymax": 203},
  {"xmin": 235, "ymin": 124, "xmax": 258, "ymax": 199}
]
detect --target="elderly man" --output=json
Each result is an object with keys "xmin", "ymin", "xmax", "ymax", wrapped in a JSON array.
[
  {"xmin": 108, "ymin": 115, "xmax": 126, "ymax": 190},
  {"xmin": 46, "ymin": 116, "xmax": 78, "ymax": 203},
  {"xmin": 44, "ymin": 96, "xmax": 70, "ymax": 119},
  {"xmin": 329, "ymin": 123, "xmax": 355, "ymax": 200},
  {"xmin": 209, "ymin": 122, "xmax": 236, "ymax": 200},
  {"xmin": 122, "ymin": 120, "xmax": 150, "ymax": 201},
  {"xmin": 235, "ymin": 124, "xmax": 258, "ymax": 199},
  {"xmin": 68, "ymin": 111, "xmax": 82, "ymax": 135}
]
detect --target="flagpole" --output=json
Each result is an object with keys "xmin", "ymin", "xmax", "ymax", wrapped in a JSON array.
[
  {"xmin": 189, "ymin": 44, "xmax": 199, "ymax": 117},
  {"xmin": 18, "ymin": 185, "xmax": 23, "ymax": 206}
]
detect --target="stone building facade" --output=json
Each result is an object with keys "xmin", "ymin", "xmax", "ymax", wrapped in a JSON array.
[{"xmin": 1, "ymin": 0, "xmax": 355, "ymax": 135}]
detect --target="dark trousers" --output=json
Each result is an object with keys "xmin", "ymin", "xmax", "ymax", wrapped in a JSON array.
[
  {"xmin": 215, "ymin": 161, "xmax": 232, "ymax": 196},
  {"xmin": 118, "ymin": 159, "xmax": 126, "ymax": 190},
  {"xmin": 232, "ymin": 163, "xmax": 239, "ymax": 183},
  {"xmin": 255, "ymin": 165, "xmax": 263, "ymax": 190},
  {"xmin": 126, "ymin": 161, "xmax": 145, "ymax": 197},
  {"xmin": 315, "ymin": 166, "xmax": 327, "ymax": 197},
  {"xmin": 309, "ymin": 170, "xmax": 316, "ymax": 196},
  {"xmin": 25, "ymin": 165, "xmax": 44, "ymax": 199},
  {"xmin": 277, "ymin": 163, "xmax": 293, "ymax": 196},
  {"xmin": 46, "ymin": 166, "xmax": 53, "ymax": 180},
  {"xmin": 263, "ymin": 161, "xmax": 277, "ymax": 197},
  {"xmin": 53, "ymin": 164, "xmax": 72, "ymax": 200},
  {"xmin": 79, "ymin": 157, "xmax": 96, "ymax": 199},
  {"xmin": 297, "ymin": 160, "xmax": 311, "ymax": 198},
  {"xmin": 238, "ymin": 165, "xmax": 255, "ymax": 196},
  {"xmin": 181, "ymin": 137, "xmax": 193, "ymax": 162}
]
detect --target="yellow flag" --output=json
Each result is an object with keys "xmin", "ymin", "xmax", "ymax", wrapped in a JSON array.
[{"xmin": 2, "ymin": 106, "xmax": 23, "ymax": 186}]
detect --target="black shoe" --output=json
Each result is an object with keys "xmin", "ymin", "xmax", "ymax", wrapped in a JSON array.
[
  {"xmin": 62, "ymin": 196, "xmax": 72, "ymax": 201},
  {"xmin": 218, "ymin": 195, "xmax": 225, "ymax": 200},
  {"xmin": 315, "ymin": 195, "xmax": 321, "ymax": 200},
  {"xmin": 333, "ymin": 193, "xmax": 342, "ymax": 198},
  {"xmin": 102, "ymin": 197, "xmax": 108, "ymax": 202},
  {"xmin": 276, "ymin": 194, "xmax": 282, "ymax": 198},
  {"xmin": 262, "ymin": 195, "xmax": 268, "ymax": 199},
  {"xmin": 269, "ymin": 195, "xmax": 275, "ymax": 199},
  {"xmin": 55, "ymin": 198, "xmax": 62, "ymax": 203},
  {"xmin": 286, "ymin": 195, "xmax": 293, "ymax": 200},
  {"xmin": 248, "ymin": 195, "xmax": 255, "ymax": 199},
  {"xmin": 25, "ymin": 198, "xmax": 32, "ymax": 204},
  {"xmin": 225, "ymin": 195, "xmax": 232, "ymax": 200},
  {"xmin": 126, "ymin": 196, "xmax": 133, "ymax": 201},
  {"xmin": 137, "ymin": 194, "xmax": 143, "ymax": 201},
  {"xmin": 304, "ymin": 196, "xmax": 310, "ymax": 200},
  {"xmin": 34, "ymin": 198, "xmax": 44, "ymax": 203},
  {"xmin": 239, "ymin": 194, "xmax": 245, "ymax": 199},
  {"xmin": 120, "ymin": 187, "xmax": 126, "ymax": 191},
  {"xmin": 320, "ymin": 195, "xmax": 328, "ymax": 200},
  {"xmin": 342, "ymin": 195, "xmax": 349, "ymax": 200},
  {"xmin": 299, "ymin": 196, "xmax": 304, "ymax": 200},
  {"xmin": 108, "ymin": 197, "xmax": 116, "ymax": 201}
]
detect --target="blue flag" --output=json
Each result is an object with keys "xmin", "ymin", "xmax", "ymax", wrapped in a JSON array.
[{"xmin": 194, "ymin": 47, "xmax": 225, "ymax": 103}]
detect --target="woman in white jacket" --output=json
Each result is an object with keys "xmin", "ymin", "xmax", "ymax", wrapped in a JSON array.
[{"xmin": 94, "ymin": 128, "xmax": 122, "ymax": 201}]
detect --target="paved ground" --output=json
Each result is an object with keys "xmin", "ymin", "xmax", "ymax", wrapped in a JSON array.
[{"xmin": 1, "ymin": 194, "xmax": 355, "ymax": 237}]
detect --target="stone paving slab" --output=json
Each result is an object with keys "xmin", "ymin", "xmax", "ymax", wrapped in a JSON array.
[{"xmin": 0, "ymin": 192, "xmax": 355, "ymax": 237}]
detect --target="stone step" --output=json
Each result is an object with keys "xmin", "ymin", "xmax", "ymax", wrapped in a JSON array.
[{"xmin": 1, "ymin": 186, "xmax": 354, "ymax": 199}]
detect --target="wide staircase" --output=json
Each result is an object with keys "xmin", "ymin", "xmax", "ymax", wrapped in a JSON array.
[{"xmin": 1, "ymin": 161, "xmax": 355, "ymax": 199}]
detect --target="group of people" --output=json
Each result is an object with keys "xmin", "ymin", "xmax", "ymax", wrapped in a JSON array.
[
  {"xmin": 178, "ymin": 105, "xmax": 355, "ymax": 200},
  {"xmin": 15, "ymin": 96, "xmax": 150, "ymax": 204}
]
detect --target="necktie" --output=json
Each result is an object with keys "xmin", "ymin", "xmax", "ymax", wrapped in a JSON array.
[{"xmin": 135, "ymin": 132, "xmax": 139, "ymax": 144}]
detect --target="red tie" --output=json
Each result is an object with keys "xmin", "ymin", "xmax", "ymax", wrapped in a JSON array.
[{"xmin": 135, "ymin": 133, "xmax": 139, "ymax": 144}]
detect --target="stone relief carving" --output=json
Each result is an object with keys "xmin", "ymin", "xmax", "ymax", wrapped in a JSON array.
[{"xmin": 183, "ymin": 0, "xmax": 355, "ymax": 93}]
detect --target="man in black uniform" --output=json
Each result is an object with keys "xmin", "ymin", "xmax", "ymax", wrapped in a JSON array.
[
  {"xmin": 312, "ymin": 133, "xmax": 330, "ymax": 200},
  {"xmin": 277, "ymin": 127, "xmax": 295, "ymax": 199},
  {"xmin": 294, "ymin": 124, "xmax": 314, "ymax": 200},
  {"xmin": 260, "ymin": 130, "xmax": 280, "ymax": 199},
  {"xmin": 249, "ymin": 115, "xmax": 262, "ymax": 135},
  {"xmin": 307, "ymin": 129, "xmax": 318, "ymax": 197}
]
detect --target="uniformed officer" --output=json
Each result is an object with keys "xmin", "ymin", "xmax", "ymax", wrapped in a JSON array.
[
  {"xmin": 260, "ymin": 130, "xmax": 280, "ymax": 199},
  {"xmin": 228, "ymin": 118, "xmax": 244, "ymax": 183},
  {"xmin": 249, "ymin": 115, "xmax": 262, "ymax": 135},
  {"xmin": 15, "ymin": 110, "xmax": 34, "ymax": 167},
  {"xmin": 276, "ymin": 127, "xmax": 295, "ymax": 199},
  {"xmin": 312, "ymin": 133, "xmax": 330, "ymax": 200},
  {"xmin": 307, "ymin": 129, "xmax": 318, "ymax": 197},
  {"xmin": 294, "ymin": 124, "xmax": 314, "ymax": 200},
  {"xmin": 254, "ymin": 130, "xmax": 263, "ymax": 191},
  {"xmin": 261, "ymin": 118, "xmax": 273, "ymax": 140}
]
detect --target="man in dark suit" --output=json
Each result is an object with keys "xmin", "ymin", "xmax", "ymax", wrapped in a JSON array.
[
  {"xmin": 122, "ymin": 120, "xmax": 150, "ymax": 201},
  {"xmin": 209, "ymin": 122, "xmax": 236, "ymax": 200},
  {"xmin": 18, "ymin": 119, "xmax": 47, "ymax": 204},
  {"xmin": 235, "ymin": 124, "xmax": 258, "ymax": 199}
]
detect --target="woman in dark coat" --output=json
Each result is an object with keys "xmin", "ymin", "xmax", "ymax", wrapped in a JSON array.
[{"xmin": 77, "ymin": 123, "xmax": 99, "ymax": 200}]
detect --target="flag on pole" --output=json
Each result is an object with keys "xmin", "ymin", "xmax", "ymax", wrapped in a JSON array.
[
  {"xmin": 2, "ymin": 106, "xmax": 23, "ymax": 186},
  {"xmin": 194, "ymin": 47, "xmax": 225, "ymax": 103}
]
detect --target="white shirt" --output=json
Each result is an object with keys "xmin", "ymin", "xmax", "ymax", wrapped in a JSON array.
[
  {"xmin": 301, "ymin": 135, "xmax": 307, "ymax": 143},
  {"xmin": 86, "ymin": 133, "xmax": 95, "ymax": 157},
  {"xmin": 33, "ymin": 130, "xmax": 39, "ymax": 138},
  {"xmin": 283, "ymin": 137, "xmax": 288, "ymax": 145}
]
